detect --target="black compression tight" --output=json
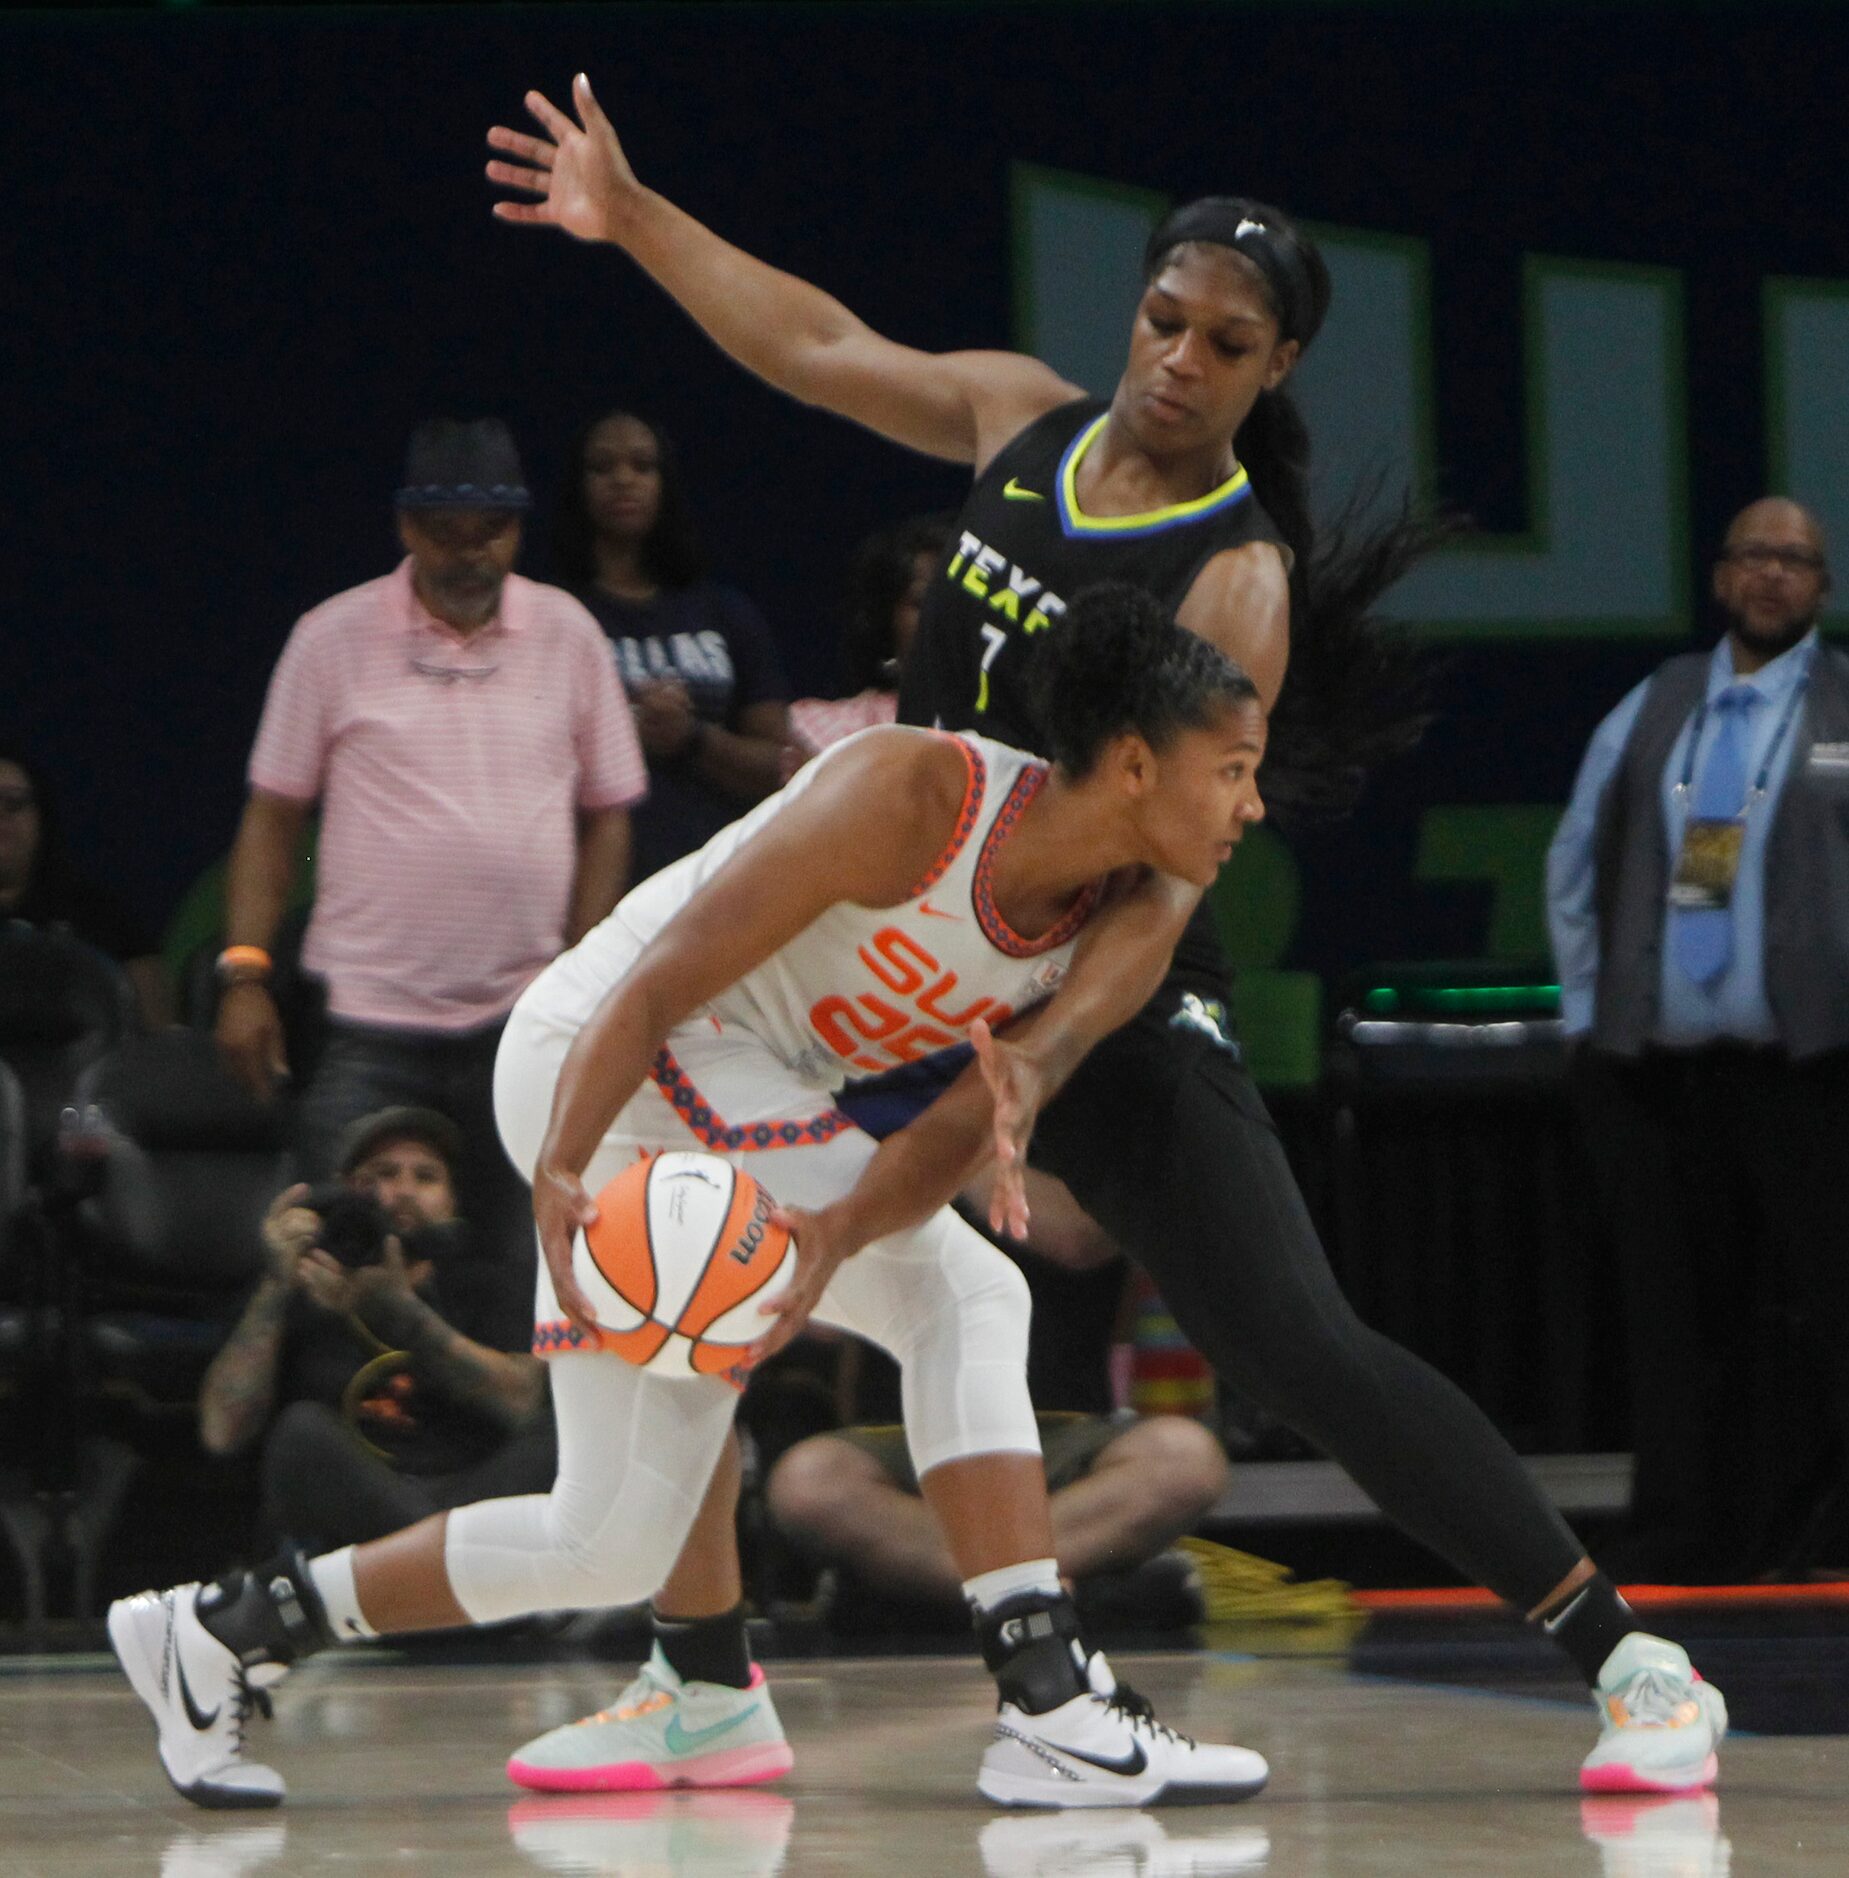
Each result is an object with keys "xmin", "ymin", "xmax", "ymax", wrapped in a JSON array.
[{"xmin": 1034, "ymin": 1008, "xmax": 1586, "ymax": 1613}]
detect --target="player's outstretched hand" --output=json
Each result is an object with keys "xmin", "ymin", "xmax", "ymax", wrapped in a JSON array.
[
  {"xmin": 970, "ymin": 1016, "xmax": 1045, "ymax": 1241},
  {"xmin": 745, "ymin": 1205, "xmax": 850, "ymax": 1367},
  {"xmin": 487, "ymin": 72, "xmax": 640, "ymax": 244},
  {"xmin": 533, "ymin": 1161, "xmax": 602, "ymax": 1336}
]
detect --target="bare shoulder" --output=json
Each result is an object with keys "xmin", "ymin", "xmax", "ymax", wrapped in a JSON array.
[
  {"xmin": 945, "ymin": 352, "xmax": 1086, "ymax": 474},
  {"xmin": 790, "ymin": 727, "xmax": 974, "ymax": 903},
  {"xmin": 1178, "ymin": 542, "xmax": 1292, "ymax": 709},
  {"xmin": 816, "ymin": 725, "xmax": 973, "ymax": 817}
]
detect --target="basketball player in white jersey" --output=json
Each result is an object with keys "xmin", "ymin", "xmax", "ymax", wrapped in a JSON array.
[{"xmin": 111, "ymin": 586, "xmax": 1274, "ymax": 1812}]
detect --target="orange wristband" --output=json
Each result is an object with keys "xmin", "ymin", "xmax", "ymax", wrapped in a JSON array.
[{"xmin": 216, "ymin": 945, "xmax": 273, "ymax": 981}]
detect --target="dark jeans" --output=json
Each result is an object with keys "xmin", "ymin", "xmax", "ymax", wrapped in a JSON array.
[
  {"xmin": 295, "ymin": 1016, "xmax": 533, "ymax": 1272},
  {"xmin": 1574, "ymin": 1043, "xmax": 1849, "ymax": 1578},
  {"xmin": 258, "ymin": 1399, "xmax": 558, "ymax": 1553}
]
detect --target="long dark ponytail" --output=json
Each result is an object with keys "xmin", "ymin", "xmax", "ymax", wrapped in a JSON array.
[
  {"xmin": 1148, "ymin": 198, "xmax": 1446, "ymax": 817},
  {"xmin": 1237, "ymin": 388, "xmax": 1445, "ymax": 817}
]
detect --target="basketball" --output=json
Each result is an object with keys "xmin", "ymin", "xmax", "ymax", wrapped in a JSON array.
[{"xmin": 572, "ymin": 1151, "xmax": 796, "ymax": 1382}]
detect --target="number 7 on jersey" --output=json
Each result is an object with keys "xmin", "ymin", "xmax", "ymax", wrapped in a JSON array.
[{"xmin": 975, "ymin": 623, "xmax": 1008, "ymax": 715}]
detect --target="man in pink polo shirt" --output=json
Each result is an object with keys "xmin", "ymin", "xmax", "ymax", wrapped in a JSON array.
[{"xmin": 215, "ymin": 418, "xmax": 646, "ymax": 1259}]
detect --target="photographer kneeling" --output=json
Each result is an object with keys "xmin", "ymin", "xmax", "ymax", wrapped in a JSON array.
[{"xmin": 199, "ymin": 1107, "xmax": 555, "ymax": 1552}]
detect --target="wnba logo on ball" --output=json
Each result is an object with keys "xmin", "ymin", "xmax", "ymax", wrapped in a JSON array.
[{"xmin": 572, "ymin": 1152, "xmax": 795, "ymax": 1385}]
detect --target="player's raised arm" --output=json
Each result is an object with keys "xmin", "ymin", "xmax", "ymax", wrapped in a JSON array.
[{"xmin": 487, "ymin": 75, "xmax": 1074, "ymax": 468}]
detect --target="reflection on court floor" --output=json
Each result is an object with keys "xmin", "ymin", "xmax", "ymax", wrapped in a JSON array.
[{"xmin": 5, "ymin": 1645, "xmax": 1841, "ymax": 1874}]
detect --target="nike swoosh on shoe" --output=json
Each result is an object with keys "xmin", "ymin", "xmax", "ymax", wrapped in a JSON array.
[
  {"xmin": 1054, "ymin": 1741, "xmax": 1147, "ymax": 1777},
  {"xmin": 176, "ymin": 1649, "xmax": 221, "ymax": 1731},
  {"xmin": 663, "ymin": 1705, "xmax": 759, "ymax": 1756}
]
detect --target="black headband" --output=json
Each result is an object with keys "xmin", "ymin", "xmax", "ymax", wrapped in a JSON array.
[{"xmin": 1143, "ymin": 200, "xmax": 1325, "ymax": 347}]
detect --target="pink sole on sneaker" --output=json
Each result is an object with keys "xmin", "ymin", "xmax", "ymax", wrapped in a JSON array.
[
  {"xmin": 1580, "ymin": 1754, "xmax": 1718, "ymax": 1795},
  {"xmin": 507, "ymin": 1741, "xmax": 795, "ymax": 1794}
]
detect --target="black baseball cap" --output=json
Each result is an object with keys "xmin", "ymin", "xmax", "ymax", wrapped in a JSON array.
[{"xmin": 336, "ymin": 1106, "xmax": 464, "ymax": 1179}]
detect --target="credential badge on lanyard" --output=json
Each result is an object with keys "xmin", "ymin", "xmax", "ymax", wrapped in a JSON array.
[{"xmin": 1666, "ymin": 672, "xmax": 1809, "ymax": 911}]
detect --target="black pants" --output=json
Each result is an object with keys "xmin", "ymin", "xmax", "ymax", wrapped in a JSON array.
[
  {"xmin": 1032, "ymin": 994, "xmax": 1586, "ymax": 1609},
  {"xmin": 1574, "ymin": 1044, "xmax": 1849, "ymax": 1578},
  {"xmin": 258, "ymin": 1399, "xmax": 558, "ymax": 1554},
  {"xmin": 295, "ymin": 1016, "xmax": 533, "ymax": 1271}
]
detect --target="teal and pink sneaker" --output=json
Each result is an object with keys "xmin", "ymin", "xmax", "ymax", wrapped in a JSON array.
[
  {"xmin": 1580, "ymin": 1634, "xmax": 1727, "ymax": 1794},
  {"xmin": 506, "ymin": 1645, "xmax": 793, "ymax": 1793}
]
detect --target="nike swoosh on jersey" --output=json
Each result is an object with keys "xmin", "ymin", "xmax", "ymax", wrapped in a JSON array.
[
  {"xmin": 663, "ymin": 1704, "xmax": 760, "ymax": 1756},
  {"xmin": 1055, "ymin": 1739, "xmax": 1148, "ymax": 1777},
  {"xmin": 1003, "ymin": 478, "xmax": 1044, "ymax": 502},
  {"xmin": 918, "ymin": 900, "xmax": 962, "ymax": 921}
]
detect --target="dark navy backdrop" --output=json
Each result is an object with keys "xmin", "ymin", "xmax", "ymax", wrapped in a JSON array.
[{"xmin": 4, "ymin": 3, "xmax": 1843, "ymax": 983}]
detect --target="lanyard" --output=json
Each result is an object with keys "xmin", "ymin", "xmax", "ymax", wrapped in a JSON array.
[{"xmin": 1673, "ymin": 665, "xmax": 1811, "ymax": 805}]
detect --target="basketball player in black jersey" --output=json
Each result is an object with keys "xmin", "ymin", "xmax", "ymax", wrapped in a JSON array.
[{"xmin": 484, "ymin": 74, "xmax": 1726, "ymax": 1798}]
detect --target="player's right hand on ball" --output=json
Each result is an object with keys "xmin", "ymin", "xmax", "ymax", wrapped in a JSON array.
[
  {"xmin": 534, "ymin": 1162, "xmax": 602, "ymax": 1335},
  {"xmin": 745, "ymin": 1205, "xmax": 849, "ymax": 1368},
  {"xmin": 487, "ymin": 72, "xmax": 640, "ymax": 245}
]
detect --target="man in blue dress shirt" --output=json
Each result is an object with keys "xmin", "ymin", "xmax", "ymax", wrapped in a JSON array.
[{"xmin": 1548, "ymin": 496, "xmax": 1849, "ymax": 1578}]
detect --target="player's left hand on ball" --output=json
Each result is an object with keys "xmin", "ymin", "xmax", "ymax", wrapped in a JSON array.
[
  {"xmin": 745, "ymin": 1205, "xmax": 848, "ymax": 1367},
  {"xmin": 971, "ymin": 1016, "xmax": 1043, "ymax": 1240}
]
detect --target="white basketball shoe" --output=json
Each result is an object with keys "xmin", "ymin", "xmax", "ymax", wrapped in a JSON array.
[
  {"xmin": 1581, "ymin": 1634, "xmax": 1728, "ymax": 1794},
  {"xmin": 506, "ymin": 1644, "xmax": 793, "ymax": 1792},
  {"xmin": 978, "ymin": 1654, "xmax": 1267, "ymax": 1809},
  {"xmin": 109, "ymin": 1585, "xmax": 286, "ymax": 1809}
]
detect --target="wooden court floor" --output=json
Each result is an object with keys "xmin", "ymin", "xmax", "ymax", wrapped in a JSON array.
[{"xmin": 3, "ymin": 1646, "xmax": 1843, "ymax": 1875}]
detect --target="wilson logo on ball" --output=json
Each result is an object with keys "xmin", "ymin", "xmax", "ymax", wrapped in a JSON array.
[{"xmin": 574, "ymin": 1151, "xmax": 795, "ymax": 1383}]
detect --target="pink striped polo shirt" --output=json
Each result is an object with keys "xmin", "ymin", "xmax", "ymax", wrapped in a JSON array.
[{"xmin": 249, "ymin": 559, "xmax": 647, "ymax": 1031}]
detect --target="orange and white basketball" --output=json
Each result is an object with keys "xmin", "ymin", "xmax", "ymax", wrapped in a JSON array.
[{"xmin": 573, "ymin": 1151, "xmax": 795, "ymax": 1383}]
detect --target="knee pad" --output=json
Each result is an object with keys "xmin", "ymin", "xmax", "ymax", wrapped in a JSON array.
[{"xmin": 894, "ymin": 1235, "xmax": 1038, "ymax": 1476}]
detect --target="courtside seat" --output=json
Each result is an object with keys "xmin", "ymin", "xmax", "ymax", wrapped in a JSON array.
[
  {"xmin": 0, "ymin": 1061, "xmax": 38, "ymax": 1383},
  {"xmin": 0, "ymin": 927, "xmax": 136, "ymax": 1170},
  {"xmin": 71, "ymin": 1032, "xmax": 291, "ymax": 1415},
  {"xmin": 56, "ymin": 1033, "xmax": 292, "ymax": 1615}
]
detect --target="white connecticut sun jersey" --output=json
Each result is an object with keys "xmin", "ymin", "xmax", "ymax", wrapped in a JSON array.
[{"xmin": 523, "ymin": 728, "xmax": 1099, "ymax": 1092}]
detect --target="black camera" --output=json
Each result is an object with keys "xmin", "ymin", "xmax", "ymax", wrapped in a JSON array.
[{"xmin": 300, "ymin": 1183, "xmax": 392, "ymax": 1268}]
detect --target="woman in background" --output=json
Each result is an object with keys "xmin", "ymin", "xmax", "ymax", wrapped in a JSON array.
[
  {"xmin": 555, "ymin": 411, "xmax": 790, "ymax": 880},
  {"xmin": 0, "ymin": 744, "xmax": 169, "ymax": 1028},
  {"xmin": 784, "ymin": 513, "xmax": 950, "ymax": 767}
]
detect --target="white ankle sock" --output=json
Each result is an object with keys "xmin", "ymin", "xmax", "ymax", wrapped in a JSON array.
[
  {"xmin": 308, "ymin": 1546, "xmax": 377, "ymax": 1641},
  {"xmin": 963, "ymin": 1558, "xmax": 1062, "ymax": 1613}
]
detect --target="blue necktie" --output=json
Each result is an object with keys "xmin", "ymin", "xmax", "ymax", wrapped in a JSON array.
[{"xmin": 1670, "ymin": 684, "xmax": 1759, "ymax": 987}]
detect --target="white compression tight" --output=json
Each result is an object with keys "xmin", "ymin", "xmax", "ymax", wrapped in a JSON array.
[{"xmin": 445, "ymin": 1001, "xmax": 1039, "ymax": 1625}]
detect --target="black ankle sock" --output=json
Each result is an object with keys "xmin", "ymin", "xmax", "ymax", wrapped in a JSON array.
[
  {"xmin": 1533, "ymin": 1571, "xmax": 1637, "ymax": 1686},
  {"xmin": 973, "ymin": 1589, "xmax": 1089, "ymax": 1715},
  {"xmin": 195, "ymin": 1547, "xmax": 336, "ymax": 1674},
  {"xmin": 652, "ymin": 1603, "xmax": 753, "ymax": 1689}
]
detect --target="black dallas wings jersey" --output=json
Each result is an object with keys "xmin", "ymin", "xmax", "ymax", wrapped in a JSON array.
[{"xmin": 897, "ymin": 396, "xmax": 1283, "ymax": 998}]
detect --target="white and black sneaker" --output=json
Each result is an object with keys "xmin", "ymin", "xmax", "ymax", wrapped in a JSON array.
[
  {"xmin": 109, "ymin": 1585, "xmax": 287, "ymax": 1809},
  {"xmin": 978, "ymin": 1654, "xmax": 1267, "ymax": 1810}
]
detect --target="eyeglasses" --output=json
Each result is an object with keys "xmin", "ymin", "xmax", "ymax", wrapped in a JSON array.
[
  {"xmin": 408, "ymin": 657, "xmax": 502, "ymax": 684},
  {"xmin": 1722, "ymin": 543, "xmax": 1827, "ymax": 575},
  {"xmin": 0, "ymin": 789, "xmax": 36, "ymax": 815}
]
